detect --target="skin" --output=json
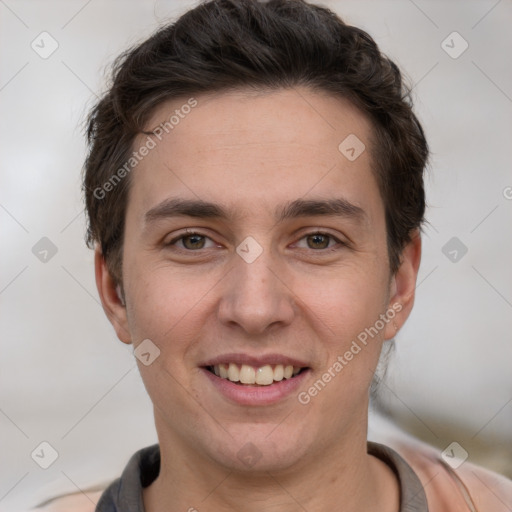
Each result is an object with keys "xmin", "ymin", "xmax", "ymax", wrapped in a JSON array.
[{"xmin": 96, "ymin": 87, "xmax": 421, "ymax": 512}]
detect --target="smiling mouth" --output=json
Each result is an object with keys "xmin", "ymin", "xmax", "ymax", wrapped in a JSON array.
[{"xmin": 205, "ymin": 363, "xmax": 308, "ymax": 386}]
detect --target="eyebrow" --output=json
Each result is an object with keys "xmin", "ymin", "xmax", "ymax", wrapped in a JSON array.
[{"xmin": 144, "ymin": 197, "xmax": 367, "ymax": 225}]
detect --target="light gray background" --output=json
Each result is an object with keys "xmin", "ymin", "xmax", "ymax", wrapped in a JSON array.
[{"xmin": 1, "ymin": 1, "xmax": 511, "ymax": 510}]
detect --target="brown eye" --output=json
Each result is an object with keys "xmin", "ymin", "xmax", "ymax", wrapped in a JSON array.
[
  {"xmin": 167, "ymin": 231, "xmax": 215, "ymax": 251},
  {"xmin": 181, "ymin": 234, "xmax": 206, "ymax": 250},
  {"xmin": 306, "ymin": 233, "xmax": 331, "ymax": 249},
  {"xmin": 293, "ymin": 231, "xmax": 346, "ymax": 253}
]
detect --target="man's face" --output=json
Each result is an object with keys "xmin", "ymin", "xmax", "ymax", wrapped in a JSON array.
[{"xmin": 102, "ymin": 87, "xmax": 411, "ymax": 472}]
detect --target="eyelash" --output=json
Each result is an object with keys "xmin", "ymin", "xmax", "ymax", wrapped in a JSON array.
[{"xmin": 166, "ymin": 230, "xmax": 345, "ymax": 252}]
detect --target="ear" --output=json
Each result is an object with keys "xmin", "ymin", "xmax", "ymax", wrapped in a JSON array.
[
  {"xmin": 94, "ymin": 246, "xmax": 132, "ymax": 344},
  {"xmin": 383, "ymin": 229, "xmax": 422, "ymax": 341}
]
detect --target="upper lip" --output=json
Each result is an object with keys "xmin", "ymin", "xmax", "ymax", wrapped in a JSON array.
[{"xmin": 200, "ymin": 353, "xmax": 310, "ymax": 368}]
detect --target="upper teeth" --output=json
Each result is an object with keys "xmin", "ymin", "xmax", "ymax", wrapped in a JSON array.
[{"xmin": 212, "ymin": 363, "xmax": 302, "ymax": 386}]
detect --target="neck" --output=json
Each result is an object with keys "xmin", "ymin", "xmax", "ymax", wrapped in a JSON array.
[{"xmin": 143, "ymin": 415, "xmax": 399, "ymax": 512}]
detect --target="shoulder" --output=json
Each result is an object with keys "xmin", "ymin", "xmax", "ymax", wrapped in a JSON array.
[
  {"xmin": 31, "ymin": 445, "xmax": 156, "ymax": 512},
  {"xmin": 386, "ymin": 435, "xmax": 512, "ymax": 512},
  {"xmin": 30, "ymin": 490, "xmax": 104, "ymax": 512}
]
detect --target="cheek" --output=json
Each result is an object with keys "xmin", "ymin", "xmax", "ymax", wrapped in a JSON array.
[
  {"xmin": 124, "ymin": 259, "xmax": 212, "ymax": 350},
  {"xmin": 294, "ymin": 264, "xmax": 389, "ymax": 340},
  {"xmin": 300, "ymin": 276, "xmax": 388, "ymax": 410},
  {"xmin": 125, "ymin": 267, "xmax": 211, "ymax": 401}
]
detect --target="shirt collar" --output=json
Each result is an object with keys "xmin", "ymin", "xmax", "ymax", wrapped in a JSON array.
[{"xmin": 96, "ymin": 442, "xmax": 428, "ymax": 511}]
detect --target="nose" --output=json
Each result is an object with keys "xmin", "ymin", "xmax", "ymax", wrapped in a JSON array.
[{"xmin": 217, "ymin": 244, "xmax": 296, "ymax": 336}]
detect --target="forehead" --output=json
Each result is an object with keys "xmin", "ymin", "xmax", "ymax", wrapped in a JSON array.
[
  {"xmin": 143, "ymin": 87, "xmax": 372, "ymax": 157},
  {"xmin": 127, "ymin": 87, "xmax": 382, "ymax": 226}
]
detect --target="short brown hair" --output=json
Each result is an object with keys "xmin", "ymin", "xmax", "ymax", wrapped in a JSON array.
[{"xmin": 83, "ymin": 0, "xmax": 428, "ymax": 286}]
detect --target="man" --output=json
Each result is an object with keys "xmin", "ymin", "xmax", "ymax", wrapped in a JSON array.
[{"xmin": 37, "ymin": 0, "xmax": 512, "ymax": 510}]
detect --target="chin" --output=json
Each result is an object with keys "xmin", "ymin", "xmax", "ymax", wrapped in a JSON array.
[{"xmin": 205, "ymin": 425, "xmax": 313, "ymax": 473}]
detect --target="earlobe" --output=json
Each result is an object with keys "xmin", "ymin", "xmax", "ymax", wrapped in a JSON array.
[
  {"xmin": 94, "ymin": 247, "xmax": 132, "ymax": 344},
  {"xmin": 383, "ymin": 230, "xmax": 422, "ymax": 340}
]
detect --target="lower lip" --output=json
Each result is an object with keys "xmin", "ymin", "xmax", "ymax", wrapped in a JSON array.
[{"xmin": 201, "ymin": 367, "xmax": 311, "ymax": 406}]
